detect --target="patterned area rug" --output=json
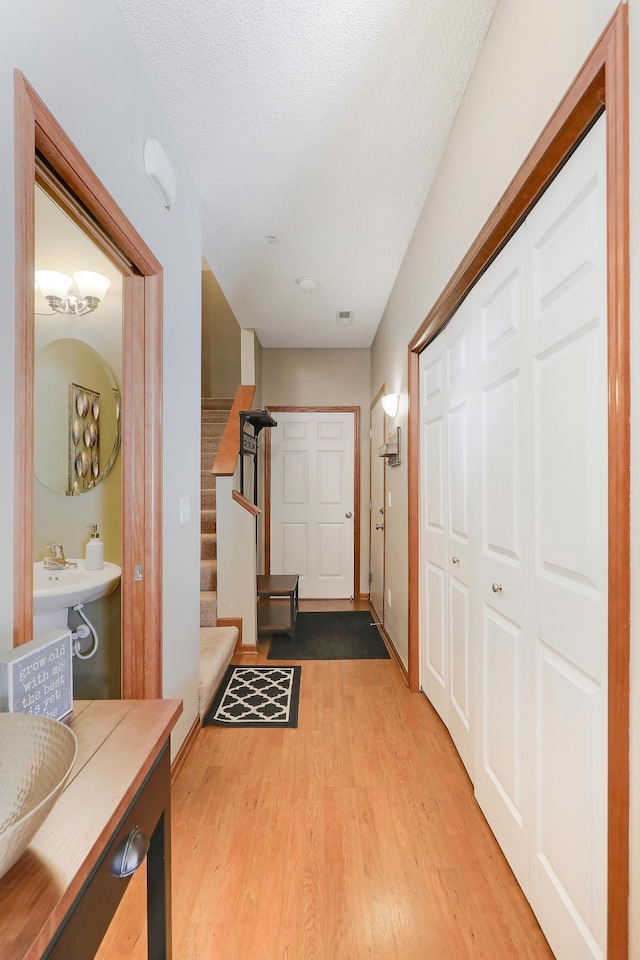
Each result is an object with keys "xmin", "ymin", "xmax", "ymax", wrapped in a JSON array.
[{"xmin": 203, "ymin": 665, "xmax": 301, "ymax": 728}]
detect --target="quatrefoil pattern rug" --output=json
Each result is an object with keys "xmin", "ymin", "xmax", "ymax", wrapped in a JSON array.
[{"xmin": 203, "ymin": 665, "xmax": 301, "ymax": 728}]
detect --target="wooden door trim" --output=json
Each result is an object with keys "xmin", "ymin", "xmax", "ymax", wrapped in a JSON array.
[
  {"xmin": 264, "ymin": 406, "xmax": 361, "ymax": 599},
  {"xmin": 369, "ymin": 386, "xmax": 386, "ymax": 619},
  {"xmin": 14, "ymin": 71, "xmax": 163, "ymax": 700},
  {"xmin": 407, "ymin": 7, "xmax": 629, "ymax": 955}
]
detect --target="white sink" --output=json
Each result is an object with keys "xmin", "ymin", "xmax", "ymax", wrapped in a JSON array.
[{"xmin": 33, "ymin": 560, "xmax": 121, "ymax": 615}]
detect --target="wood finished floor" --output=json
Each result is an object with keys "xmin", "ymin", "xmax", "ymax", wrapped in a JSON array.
[{"xmin": 97, "ymin": 615, "xmax": 554, "ymax": 959}]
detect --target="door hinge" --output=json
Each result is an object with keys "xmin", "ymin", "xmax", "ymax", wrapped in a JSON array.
[
  {"xmin": 369, "ymin": 500, "xmax": 373, "ymax": 511},
  {"xmin": 369, "ymin": 428, "xmax": 373, "ymax": 440},
  {"xmin": 369, "ymin": 570, "xmax": 373, "ymax": 584}
]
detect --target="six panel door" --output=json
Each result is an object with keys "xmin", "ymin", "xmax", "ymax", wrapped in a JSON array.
[
  {"xmin": 270, "ymin": 411, "xmax": 355, "ymax": 599},
  {"xmin": 473, "ymin": 224, "xmax": 531, "ymax": 894},
  {"xmin": 419, "ymin": 305, "xmax": 477, "ymax": 776},
  {"xmin": 526, "ymin": 116, "xmax": 608, "ymax": 960}
]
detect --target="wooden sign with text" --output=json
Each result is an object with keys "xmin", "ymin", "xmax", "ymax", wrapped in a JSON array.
[{"xmin": 0, "ymin": 630, "xmax": 73, "ymax": 720}]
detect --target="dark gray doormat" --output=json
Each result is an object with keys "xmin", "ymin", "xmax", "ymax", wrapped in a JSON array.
[
  {"xmin": 203, "ymin": 664, "xmax": 301, "ymax": 728},
  {"xmin": 267, "ymin": 611, "xmax": 390, "ymax": 661}
]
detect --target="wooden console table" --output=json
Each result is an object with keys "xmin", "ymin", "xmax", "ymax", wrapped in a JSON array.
[
  {"xmin": 257, "ymin": 574, "xmax": 299, "ymax": 638},
  {"xmin": 0, "ymin": 698, "xmax": 182, "ymax": 960}
]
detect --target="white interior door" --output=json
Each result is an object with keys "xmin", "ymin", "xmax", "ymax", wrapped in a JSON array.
[
  {"xmin": 370, "ymin": 398, "xmax": 385, "ymax": 622},
  {"xmin": 419, "ymin": 307, "xmax": 476, "ymax": 775},
  {"xmin": 473, "ymin": 224, "xmax": 531, "ymax": 893},
  {"xmin": 418, "ymin": 115, "xmax": 608, "ymax": 960},
  {"xmin": 526, "ymin": 116, "xmax": 608, "ymax": 960},
  {"xmin": 270, "ymin": 411, "xmax": 355, "ymax": 599},
  {"xmin": 443, "ymin": 305, "xmax": 476, "ymax": 775},
  {"xmin": 419, "ymin": 335, "xmax": 449, "ymax": 723}
]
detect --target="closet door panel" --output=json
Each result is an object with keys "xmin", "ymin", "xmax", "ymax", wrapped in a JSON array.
[
  {"xmin": 419, "ymin": 345, "xmax": 449, "ymax": 721},
  {"xmin": 449, "ymin": 577, "xmax": 470, "ymax": 729},
  {"xmin": 527, "ymin": 115, "xmax": 607, "ymax": 959},
  {"xmin": 424, "ymin": 562, "xmax": 446, "ymax": 690},
  {"xmin": 473, "ymin": 225, "xmax": 530, "ymax": 893},
  {"xmin": 445, "ymin": 308, "xmax": 477, "ymax": 775},
  {"xmin": 482, "ymin": 606, "xmax": 525, "ymax": 822}
]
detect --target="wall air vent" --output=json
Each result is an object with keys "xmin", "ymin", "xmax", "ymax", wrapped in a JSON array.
[{"xmin": 336, "ymin": 310, "xmax": 353, "ymax": 326}]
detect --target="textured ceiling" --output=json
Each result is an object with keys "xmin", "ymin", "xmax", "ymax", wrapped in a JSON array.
[{"xmin": 116, "ymin": 0, "xmax": 497, "ymax": 348}]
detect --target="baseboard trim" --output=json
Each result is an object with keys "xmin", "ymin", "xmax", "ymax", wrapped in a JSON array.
[
  {"xmin": 171, "ymin": 715, "xmax": 200, "ymax": 786},
  {"xmin": 380, "ymin": 624, "xmax": 409, "ymax": 687},
  {"xmin": 359, "ymin": 591, "xmax": 370, "ymax": 601}
]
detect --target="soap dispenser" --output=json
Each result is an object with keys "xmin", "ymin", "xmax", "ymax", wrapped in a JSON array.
[{"xmin": 85, "ymin": 523, "xmax": 104, "ymax": 571}]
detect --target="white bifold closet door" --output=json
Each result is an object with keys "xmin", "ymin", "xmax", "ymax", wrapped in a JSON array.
[
  {"xmin": 418, "ymin": 115, "xmax": 608, "ymax": 960},
  {"xmin": 525, "ymin": 115, "xmax": 608, "ymax": 959},
  {"xmin": 473, "ymin": 222, "xmax": 531, "ymax": 894},
  {"xmin": 419, "ymin": 302, "xmax": 478, "ymax": 777}
]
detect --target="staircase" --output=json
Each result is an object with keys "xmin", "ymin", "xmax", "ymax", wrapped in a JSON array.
[{"xmin": 198, "ymin": 398, "xmax": 238, "ymax": 721}]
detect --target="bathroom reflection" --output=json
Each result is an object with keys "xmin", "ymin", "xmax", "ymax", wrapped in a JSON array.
[
  {"xmin": 34, "ymin": 339, "xmax": 121, "ymax": 497},
  {"xmin": 34, "ymin": 184, "xmax": 123, "ymax": 699}
]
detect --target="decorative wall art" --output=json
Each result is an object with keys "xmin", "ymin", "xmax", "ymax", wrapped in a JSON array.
[{"xmin": 69, "ymin": 382, "xmax": 100, "ymax": 494}]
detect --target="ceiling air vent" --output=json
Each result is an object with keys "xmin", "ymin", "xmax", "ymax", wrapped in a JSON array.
[{"xmin": 336, "ymin": 310, "xmax": 353, "ymax": 326}]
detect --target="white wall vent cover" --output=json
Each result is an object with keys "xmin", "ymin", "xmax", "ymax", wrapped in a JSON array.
[
  {"xmin": 336, "ymin": 310, "xmax": 353, "ymax": 326},
  {"xmin": 144, "ymin": 139, "xmax": 176, "ymax": 209}
]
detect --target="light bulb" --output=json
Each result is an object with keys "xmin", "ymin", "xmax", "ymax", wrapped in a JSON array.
[
  {"xmin": 35, "ymin": 270, "xmax": 72, "ymax": 299},
  {"xmin": 73, "ymin": 271, "xmax": 111, "ymax": 301}
]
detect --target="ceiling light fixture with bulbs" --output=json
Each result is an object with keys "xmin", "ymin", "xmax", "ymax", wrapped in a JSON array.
[{"xmin": 35, "ymin": 270, "xmax": 111, "ymax": 316}]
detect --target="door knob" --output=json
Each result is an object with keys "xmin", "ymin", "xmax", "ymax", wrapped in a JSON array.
[
  {"xmin": 452, "ymin": 556, "xmax": 460, "ymax": 564},
  {"xmin": 492, "ymin": 582, "xmax": 503, "ymax": 593},
  {"xmin": 375, "ymin": 523, "xmax": 384, "ymax": 530},
  {"xmin": 345, "ymin": 511, "xmax": 352, "ymax": 519}
]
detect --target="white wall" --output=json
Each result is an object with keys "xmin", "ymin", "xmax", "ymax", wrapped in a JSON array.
[
  {"xmin": 0, "ymin": 0, "xmax": 203, "ymax": 752},
  {"xmin": 371, "ymin": 0, "xmax": 640, "ymax": 949},
  {"xmin": 262, "ymin": 348, "xmax": 371, "ymax": 597}
]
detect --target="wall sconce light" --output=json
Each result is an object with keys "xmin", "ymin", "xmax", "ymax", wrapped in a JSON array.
[
  {"xmin": 35, "ymin": 270, "xmax": 111, "ymax": 316},
  {"xmin": 380, "ymin": 393, "xmax": 399, "ymax": 418}
]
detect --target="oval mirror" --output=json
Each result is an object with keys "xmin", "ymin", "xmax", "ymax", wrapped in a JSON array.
[{"xmin": 34, "ymin": 339, "xmax": 121, "ymax": 495}]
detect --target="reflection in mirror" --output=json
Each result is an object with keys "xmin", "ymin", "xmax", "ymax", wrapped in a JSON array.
[{"xmin": 34, "ymin": 339, "xmax": 121, "ymax": 495}]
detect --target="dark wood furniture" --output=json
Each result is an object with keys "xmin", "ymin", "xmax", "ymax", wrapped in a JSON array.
[
  {"xmin": 239, "ymin": 409, "xmax": 277, "ymax": 505},
  {"xmin": 257, "ymin": 574, "xmax": 299, "ymax": 638},
  {"xmin": 0, "ymin": 698, "xmax": 182, "ymax": 960}
]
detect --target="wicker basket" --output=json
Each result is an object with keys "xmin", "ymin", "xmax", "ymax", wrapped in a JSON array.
[{"xmin": 0, "ymin": 713, "xmax": 77, "ymax": 879}]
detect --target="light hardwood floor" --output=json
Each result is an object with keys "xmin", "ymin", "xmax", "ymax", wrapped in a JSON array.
[{"xmin": 97, "ymin": 611, "xmax": 554, "ymax": 959}]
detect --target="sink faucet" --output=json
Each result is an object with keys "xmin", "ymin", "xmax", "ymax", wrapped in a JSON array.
[{"xmin": 43, "ymin": 544, "xmax": 77, "ymax": 570}]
